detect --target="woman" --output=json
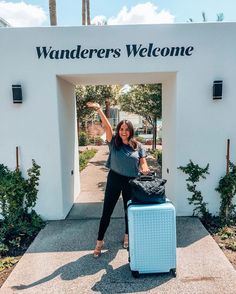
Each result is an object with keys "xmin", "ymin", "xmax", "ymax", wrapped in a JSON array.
[{"xmin": 86, "ymin": 101, "xmax": 150, "ymax": 258}]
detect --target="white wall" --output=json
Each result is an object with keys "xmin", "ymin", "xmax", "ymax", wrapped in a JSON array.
[
  {"xmin": 57, "ymin": 78, "xmax": 80, "ymax": 218},
  {"xmin": 172, "ymin": 24, "xmax": 236, "ymax": 215},
  {"xmin": 1, "ymin": 23, "xmax": 236, "ymax": 218},
  {"xmin": 0, "ymin": 72, "xmax": 63, "ymax": 219},
  {"xmin": 176, "ymin": 71, "xmax": 236, "ymax": 215},
  {"xmin": 162, "ymin": 74, "xmax": 177, "ymax": 207}
]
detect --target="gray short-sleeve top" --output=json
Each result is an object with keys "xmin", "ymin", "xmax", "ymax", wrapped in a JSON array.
[{"xmin": 105, "ymin": 136, "xmax": 146, "ymax": 177}]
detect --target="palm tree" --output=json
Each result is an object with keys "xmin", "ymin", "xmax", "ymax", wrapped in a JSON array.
[
  {"xmin": 82, "ymin": 0, "xmax": 90, "ymax": 25},
  {"xmin": 82, "ymin": 0, "xmax": 86, "ymax": 25},
  {"xmin": 188, "ymin": 11, "xmax": 224, "ymax": 22},
  {"xmin": 217, "ymin": 13, "xmax": 224, "ymax": 22},
  {"xmin": 86, "ymin": 0, "xmax": 91, "ymax": 25},
  {"xmin": 202, "ymin": 11, "xmax": 207, "ymax": 22},
  {"xmin": 49, "ymin": 0, "xmax": 57, "ymax": 26}
]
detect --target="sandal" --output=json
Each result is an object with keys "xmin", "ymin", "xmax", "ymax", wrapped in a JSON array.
[
  {"xmin": 93, "ymin": 240, "xmax": 104, "ymax": 258},
  {"xmin": 123, "ymin": 234, "xmax": 129, "ymax": 249}
]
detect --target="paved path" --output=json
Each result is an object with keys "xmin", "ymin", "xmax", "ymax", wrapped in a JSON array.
[
  {"xmin": 1, "ymin": 145, "xmax": 236, "ymax": 293},
  {"xmin": 67, "ymin": 145, "xmax": 124, "ymax": 219}
]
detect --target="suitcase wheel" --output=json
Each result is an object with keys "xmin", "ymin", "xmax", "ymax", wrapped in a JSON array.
[
  {"xmin": 131, "ymin": 270, "xmax": 140, "ymax": 278},
  {"xmin": 170, "ymin": 268, "xmax": 176, "ymax": 277}
]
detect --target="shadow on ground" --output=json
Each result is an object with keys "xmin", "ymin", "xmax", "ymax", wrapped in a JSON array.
[{"xmin": 11, "ymin": 248, "xmax": 173, "ymax": 293}]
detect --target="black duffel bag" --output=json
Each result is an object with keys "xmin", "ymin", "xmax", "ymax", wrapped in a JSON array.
[{"xmin": 129, "ymin": 172, "xmax": 167, "ymax": 204}]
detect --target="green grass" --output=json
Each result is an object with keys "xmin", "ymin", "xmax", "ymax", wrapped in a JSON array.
[{"xmin": 79, "ymin": 148, "xmax": 97, "ymax": 171}]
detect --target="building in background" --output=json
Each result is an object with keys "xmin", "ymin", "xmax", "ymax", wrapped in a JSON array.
[
  {"xmin": 119, "ymin": 110, "xmax": 143, "ymax": 129},
  {"xmin": 110, "ymin": 107, "xmax": 162, "ymax": 140}
]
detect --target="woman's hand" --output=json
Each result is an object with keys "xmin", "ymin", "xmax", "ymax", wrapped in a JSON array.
[
  {"xmin": 86, "ymin": 101, "xmax": 100, "ymax": 110},
  {"xmin": 140, "ymin": 167, "xmax": 150, "ymax": 175},
  {"xmin": 86, "ymin": 101, "xmax": 113, "ymax": 142},
  {"xmin": 139, "ymin": 157, "xmax": 150, "ymax": 175}
]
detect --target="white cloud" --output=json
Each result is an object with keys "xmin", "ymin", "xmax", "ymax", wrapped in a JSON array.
[
  {"xmin": 0, "ymin": 1, "xmax": 47, "ymax": 27},
  {"xmin": 91, "ymin": 15, "xmax": 107, "ymax": 26},
  {"xmin": 107, "ymin": 2, "xmax": 175, "ymax": 25}
]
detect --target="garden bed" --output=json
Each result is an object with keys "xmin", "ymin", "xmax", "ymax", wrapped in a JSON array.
[
  {"xmin": 208, "ymin": 224, "xmax": 236, "ymax": 270},
  {"xmin": 0, "ymin": 233, "xmax": 42, "ymax": 287}
]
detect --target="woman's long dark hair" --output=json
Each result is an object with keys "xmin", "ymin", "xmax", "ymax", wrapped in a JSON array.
[{"xmin": 114, "ymin": 120, "xmax": 138, "ymax": 150}]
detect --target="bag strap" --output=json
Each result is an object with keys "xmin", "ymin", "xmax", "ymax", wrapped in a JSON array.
[{"xmin": 138, "ymin": 171, "xmax": 156, "ymax": 181}]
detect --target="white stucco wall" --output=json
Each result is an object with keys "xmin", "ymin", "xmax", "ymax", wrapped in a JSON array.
[
  {"xmin": 0, "ymin": 23, "xmax": 236, "ymax": 219},
  {"xmin": 162, "ymin": 74, "xmax": 177, "ymax": 208},
  {"xmin": 57, "ymin": 77, "xmax": 80, "ymax": 218}
]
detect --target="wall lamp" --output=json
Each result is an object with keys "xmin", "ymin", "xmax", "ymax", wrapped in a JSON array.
[
  {"xmin": 12, "ymin": 84, "xmax": 23, "ymax": 103},
  {"xmin": 213, "ymin": 80, "xmax": 223, "ymax": 100}
]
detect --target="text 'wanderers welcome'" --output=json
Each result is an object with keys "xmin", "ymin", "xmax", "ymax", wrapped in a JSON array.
[{"xmin": 36, "ymin": 43, "xmax": 194, "ymax": 60}]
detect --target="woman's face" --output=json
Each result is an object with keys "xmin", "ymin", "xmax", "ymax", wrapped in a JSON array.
[{"xmin": 119, "ymin": 123, "xmax": 130, "ymax": 143}]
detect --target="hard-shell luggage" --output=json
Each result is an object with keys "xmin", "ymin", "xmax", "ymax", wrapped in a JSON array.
[{"xmin": 127, "ymin": 200, "xmax": 176, "ymax": 278}]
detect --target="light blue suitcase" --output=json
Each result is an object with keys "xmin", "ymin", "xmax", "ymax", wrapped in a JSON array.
[{"xmin": 127, "ymin": 200, "xmax": 176, "ymax": 278}]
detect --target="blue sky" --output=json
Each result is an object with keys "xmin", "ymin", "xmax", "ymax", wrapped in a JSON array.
[{"xmin": 1, "ymin": 0, "xmax": 236, "ymax": 27}]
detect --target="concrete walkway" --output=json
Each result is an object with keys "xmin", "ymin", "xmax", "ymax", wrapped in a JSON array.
[
  {"xmin": 67, "ymin": 145, "xmax": 124, "ymax": 220},
  {"xmin": 1, "ymin": 146, "xmax": 236, "ymax": 294}
]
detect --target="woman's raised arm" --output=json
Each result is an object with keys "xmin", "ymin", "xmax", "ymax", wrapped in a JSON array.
[{"xmin": 86, "ymin": 102, "xmax": 113, "ymax": 142}]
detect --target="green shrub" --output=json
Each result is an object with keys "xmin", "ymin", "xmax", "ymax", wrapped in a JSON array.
[
  {"xmin": 0, "ymin": 160, "xmax": 45, "ymax": 256},
  {"xmin": 79, "ymin": 148, "xmax": 97, "ymax": 171},
  {"xmin": 226, "ymin": 241, "xmax": 236, "ymax": 251},
  {"xmin": 216, "ymin": 162, "xmax": 236, "ymax": 224},
  {"xmin": 150, "ymin": 149, "xmax": 162, "ymax": 166},
  {"xmin": 88, "ymin": 137, "xmax": 94, "ymax": 145},
  {"xmin": 79, "ymin": 132, "xmax": 89, "ymax": 146},
  {"xmin": 178, "ymin": 160, "xmax": 211, "ymax": 222},
  {"xmin": 135, "ymin": 136, "xmax": 145, "ymax": 143},
  {"xmin": 94, "ymin": 136, "xmax": 103, "ymax": 145},
  {"xmin": 218, "ymin": 226, "xmax": 235, "ymax": 240},
  {"xmin": 0, "ymin": 257, "xmax": 18, "ymax": 272}
]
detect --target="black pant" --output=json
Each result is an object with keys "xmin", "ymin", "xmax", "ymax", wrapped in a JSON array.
[{"xmin": 97, "ymin": 169, "xmax": 134, "ymax": 241}]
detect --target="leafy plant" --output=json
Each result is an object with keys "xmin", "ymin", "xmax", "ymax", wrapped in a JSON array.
[
  {"xmin": 94, "ymin": 136, "xmax": 103, "ymax": 146},
  {"xmin": 216, "ymin": 162, "xmax": 236, "ymax": 224},
  {"xmin": 135, "ymin": 136, "xmax": 145, "ymax": 143},
  {"xmin": 79, "ymin": 132, "xmax": 89, "ymax": 146},
  {"xmin": 226, "ymin": 241, "xmax": 236, "ymax": 251},
  {"xmin": 79, "ymin": 148, "xmax": 97, "ymax": 171},
  {"xmin": 150, "ymin": 149, "xmax": 162, "ymax": 166},
  {"xmin": 178, "ymin": 160, "xmax": 211, "ymax": 221},
  {"xmin": 217, "ymin": 226, "xmax": 235, "ymax": 240},
  {"xmin": 0, "ymin": 160, "xmax": 45, "ymax": 256},
  {"xmin": 0, "ymin": 257, "xmax": 18, "ymax": 272}
]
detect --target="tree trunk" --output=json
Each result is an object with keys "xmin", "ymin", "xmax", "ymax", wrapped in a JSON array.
[
  {"xmin": 105, "ymin": 99, "xmax": 111, "ymax": 119},
  {"xmin": 49, "ymin": 0, "xmax": 57, "ymax": 26},
  {"xmin": 86, "ymin": 0, "xmax": 91, "ymax": 25},
  {"xmin": 82, "ymin": 0, "xmax": 86, "ymax": 25},
  {"xmin": 152, "ymin": 118, "xmax": 157, "ymax": 150},
  {"xmin": 77, "ymin": 116, "xmax": 80, "ymax": 143}
]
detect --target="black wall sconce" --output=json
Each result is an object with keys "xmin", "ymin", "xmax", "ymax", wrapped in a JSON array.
[
  {"xmin": 213, "ymin": 80, "xmax": 223, "ymax": 100},
  {"xmin": 12, "ymin": 84, "xmax": 23, "ymax": 103}
]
